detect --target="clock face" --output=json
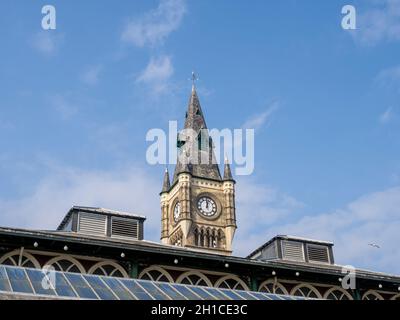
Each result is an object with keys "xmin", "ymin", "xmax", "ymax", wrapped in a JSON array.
[
  {"xmin": 173, "ymin": 202, "xmax": 181, "ymax": 222},
  {"xmin": 197, "ymin": 197, "xmax": 217, "ymax": 217}
]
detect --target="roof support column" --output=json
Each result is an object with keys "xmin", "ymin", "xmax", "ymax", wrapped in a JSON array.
[
  {"xmin": 250, "ymin": 275, "xmax": 258, "ymax": 292},
  {"xmin": 352, "ymin": 289, "xmax": 361, "ymax": 300},
  {"xmin": 129, "ymin": 261, "xmax": 139, "ymax": 279}
]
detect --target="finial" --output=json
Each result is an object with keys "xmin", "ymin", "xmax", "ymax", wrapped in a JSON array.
[
  {"xmin": 224, "ymin": 154, "xmax": 230, "ymax": 164},
  {"xmin": 190, "ymin": 71, "xmax": 199, "ymax": 90}
]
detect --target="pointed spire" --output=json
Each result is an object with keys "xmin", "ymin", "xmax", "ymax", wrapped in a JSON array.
[
  {"xmin": 161, "ymin": 167, "xmax": 171, "ymax": 193},
  {"xmin": 191, "ymin": 71, "xmax": 198, "ymax": 92},
  {"xmin": 172, "ymin": 81, "xmax": 222, "ymax": 184},
  {"xmin": 184, "ymin": 85, "xmax": 207, "ymax": 132},
  {"xmin": 223, "ymin": 157, "xmax": 234, "ymax": 181}
]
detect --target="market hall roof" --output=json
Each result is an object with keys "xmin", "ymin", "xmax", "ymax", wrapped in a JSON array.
[
  {"xmin": 0, "ymin": 226, "xmax": 399, "ymax": 286},
  {"xmin": 0, "ymin": 265, "xmax": 305, "ymax": 300}
]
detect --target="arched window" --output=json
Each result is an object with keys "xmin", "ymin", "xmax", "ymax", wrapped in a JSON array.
[
  {"xmin": 88, "ymin": 261, "xmax": 129, "ymax": 278},
  {"xmin": 362, "ymin": 290, "xmax": 384, "ymax": 300},
  {"xmin": 138, "ymin": 266, "xmax": 173, "ymax": 283},
  {"xmin": 258, "ymin": 279, "xmax": 289, "ymax": 295},
  {"xmin": 209, "ymin": 229, "xmax": 216, "ymax": 248},
  {"xmin": 177, "ymin": 271, "xmax": 212, "ymax": 287},
  {"xmin": 204, "ymin": 228, "xmax": 211, "ymax": 248},
  {"xmin": 212, "ymin": 229, "xmax": 218, "ymax": 248},
  {"xmin": 45, "ymin": 256, "xmax": 85, "ymax": 273},
  {"xmin": 215, "ymin": 275, "xmax": 249, "ymax": 291},
  {"xmin": 193, "ymin": 226, "xmax": 225, "ymax": 250},
  {"xmin": 290, "ymin": 284, "xmax": 322, "ymax": 299},
  {"xmin": 194, "ymin": 228, "xmax": 200, "ymax": 246},
  {"xmin": 200, "ymin": 229, "xmax": 205, "ymax": 247},
  {"xmin": 323, "ymin": 287, "xmax": 353, "ymax": 300},
  {"xmin": 0, "ymin": 250, "xmax": 41, "ymax": 269},
  {"xmin": 217, "ymin": 229, "xmax": 225, "ymax": 249}
]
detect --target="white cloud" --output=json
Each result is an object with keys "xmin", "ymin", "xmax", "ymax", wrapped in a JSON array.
[
  {"xmin": 233, "ymin": 178, "xmax": 305, "ymax": 256},
  {"xmin": 379, "ymin": 107, "xmax": 394, "ymax": 124},
  {"xmin": 234, "ymin": 177, "xmax": 304, "ymax": 236},
  {"xmin": 234, "ymin": 184, "xmax": 400, "ymax": 274},
  {"xmin": 242, "ymin": 101, "xmax": 279, "ymax": 131},
  {"xmin": 355, "ymin": 0, "xmax": 400, "ymax": 45},
  {"xmin": 136, "ymin": 55, "xmax": 174, "ymax": 94},
  {"xmin": 30, "ymin": 32, "xmax": 63, "ymax": 56},
  {"xmin": 121, "ymin": 0, "xmax": 186, "ymax": 47},
  {"xmin": 0, "ymin": 165, "xmax": 161, "ymax": 240},
  {"xmin": 81, "ymin": 65, "xmax": 103, "ymax": 86},
  {"xmin": 1, "ymin": 159, "xmax": 399, "ymax": 274}
]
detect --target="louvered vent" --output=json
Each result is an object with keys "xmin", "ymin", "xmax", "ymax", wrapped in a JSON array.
[
  {"xmin": 111, "ymin": 217, "xmax": 139, "ymax": 240},
  {"xmin": 307, "ymin": 245, "xmax": 330, "ymax": 264},
  {"xmin": 282, "ymin": 240, "xmax": 305, "ymax": 262},
  {"xmin": 78, "ymin": 212, "xmax": 107, "ymax": 236}
]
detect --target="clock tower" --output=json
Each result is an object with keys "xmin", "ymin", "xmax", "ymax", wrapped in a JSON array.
[{"xmin": 160, "ymin": 85, "xmax": 237, "ymax": 255}]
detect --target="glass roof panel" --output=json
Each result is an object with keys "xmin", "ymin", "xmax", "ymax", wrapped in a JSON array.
[
  {"xmin": 0, "ymin": 266, "xmax": 11, "ymax": 292},
  {"xmin": 5, "ymin": 266, "xmax": 34, "ymax": 294},
  {"xmin": 155, "ymin": 282, "xmax": 187, "ymax": 300},
  {"xmin": 54, "ymin": 272, "xmax": 77, "ymax": 298},
  {"xmin": 219, "ymin": 289, "xmax": 245, "ymax": 300},
  {"xmin": 25, "ymin": 268, "xmax": 57, "ymax": 296},
  {"xmin": 101, "ymin": 277, "xmax": 135, "ymax": 300},
  {"xmin": 136, "ymin": 280, "xmax": 170, "ymax": 300},
  {"xmin": 119, "ymin": 279, "xmax": 154, "ymax": 300},
  {"xmin": 202, "ymin": 287, "xmax": 231, "ymax": 300},
  {"xmin": 64, "ymin": 273, "xmax": 98, "ymax": 299},
  {"xmin": 263, "ymin": 293, "xmax": 286, "ymax": 300},
  {"xmin": 83, "ymin": 275, "xmax": 117, "ymax": 300},
  {"xmin": 170, "ymin": 284, "xmax": 203, "ymax": 300},
  {"xmin": 234, "ymin": 290, "xmax": 258, "ymax": 300},
  {"xmin": 244, "ymin": 291, "xmax": 271, "ymax": 300},
  {"xmin": 0, "ymin": 266, "xmax": 308, "ymax": 301},
  {"xmin": 188, "ymin": 286, "xmax": 217, "ymax": 300}
]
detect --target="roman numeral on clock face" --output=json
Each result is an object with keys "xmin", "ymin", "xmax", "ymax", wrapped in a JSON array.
[{"xmin": 197, "ymin": 197, "xmax": 217, "ymax": 217}]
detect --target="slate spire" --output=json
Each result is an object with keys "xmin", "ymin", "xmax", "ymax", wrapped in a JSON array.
[
  {"xmin": 172, "ymin": 86, "xmax": 222, "ymax": 183},
  {"xmin": 223, "ymin": 157, "xmax": 234, "ymax": 181},
  {"xmin": 161, "ymin": 168, "xmax": 171, "ymax": 193}
]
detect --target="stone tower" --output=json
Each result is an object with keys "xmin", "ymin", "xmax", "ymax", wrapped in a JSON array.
[{"xmin": 160, "ymin": 86, "xmax": 237, "ymax": 255}]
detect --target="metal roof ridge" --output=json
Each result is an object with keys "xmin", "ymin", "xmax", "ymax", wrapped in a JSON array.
[{"xmin": 72, "ymin": 206, "xmax": 146, "ymax": 219}]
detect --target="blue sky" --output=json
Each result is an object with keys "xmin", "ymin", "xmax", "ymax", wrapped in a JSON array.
[{"xmin": 1, "ymin": 0, "xmax": 400, "ymax": 274}]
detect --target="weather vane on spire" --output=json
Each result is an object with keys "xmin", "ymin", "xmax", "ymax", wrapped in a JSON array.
[{"xmin": 190, "ymin": 71, "xmax": 199, "ymax": 89}]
